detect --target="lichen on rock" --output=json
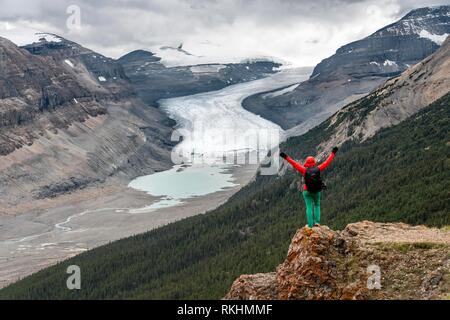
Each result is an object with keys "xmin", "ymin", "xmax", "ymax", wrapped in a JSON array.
[{"xmin": 225, "ymin": 221, "xmax": 450, "ymax": 300}]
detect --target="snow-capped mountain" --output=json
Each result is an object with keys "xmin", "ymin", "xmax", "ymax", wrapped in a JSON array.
[
  {"xmin": 374, "ymin": 5, "xmax": 449, "ymax": 41},
  {"xmin": 0, "ymin": 31, "xmax": 282, "ymax": 211},
  {"xmin": 17, "ymin": 32, "xmax": 281, "ymax": 107},
  {"xmin": 118, "ymin": 48, "xmax": 281, "ymax": 106},
  {"xmin": 243, "ymin": 5, "xmax": 450, "ymax": 132},
  {"xmin": 147, "ymin": 41, "xmax": 284, "ymax": 68},
  {"xmin": 312, "ymin": 5, "xmax": 450, "ymax": 80},
  {"xmin": 21, "ymin": 33, "xmax": 132, "ymax": 98},
  {"xmin": 0, "ymin": 34, "xmax": 174, "ymax": 209}
]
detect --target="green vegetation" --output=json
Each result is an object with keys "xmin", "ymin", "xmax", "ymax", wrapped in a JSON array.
[
  {"xmin": 1, "ymin": 92, "xmax": 449, "ymax": 300},
  {"xmin": 374, "ymin": 242, "xmax": 448, "ymax": 253}
]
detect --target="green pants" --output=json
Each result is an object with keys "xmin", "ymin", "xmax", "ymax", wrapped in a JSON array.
[{"xmin": 302, "ymin": 191, "xmax": 321, "ymax": 228}]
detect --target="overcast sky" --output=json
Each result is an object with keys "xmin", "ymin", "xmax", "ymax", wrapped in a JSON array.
[{"xmin": 0, "ymin": 0, "xmax": 446, "ymax": 66}]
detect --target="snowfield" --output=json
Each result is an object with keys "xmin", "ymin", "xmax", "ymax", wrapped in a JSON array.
[
  {"xmin": 64, "ymin": 59, "xmax": 74, "ymax": 68},
  {"xmin": 419, "ymin": 29, "xmax": 449, "ymax": 45},
  {"xmin": 148, "ymin": 44, "xmax": 288, "ymax": 68},
  {"xmin": 0, "ymin": 24, "xmax": 63, "ymax": 46}
]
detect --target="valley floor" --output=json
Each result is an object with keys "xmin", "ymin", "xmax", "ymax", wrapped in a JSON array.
[{"xmin": 0, "ymin": 163, "xmax": 257, "ymax": 288}]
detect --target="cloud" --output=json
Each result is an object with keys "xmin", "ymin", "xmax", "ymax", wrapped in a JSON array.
[{"xmin": 0, "ymin": 0, "xmax": 445, "ymax": 66}]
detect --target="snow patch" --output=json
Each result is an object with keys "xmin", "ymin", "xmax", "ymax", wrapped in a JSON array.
[
  {"xmin": 35, "ymin": 33, "xmax": 62, "ymax": 43},
  {"xmin": 40, "ymin": 243, "xmax": 57, "ymax": 247},
  {"xmin": 150, "ymin": 45, "xmax": 217, "ymax": 67},
  {"xmin": 383, "ymin": 60, "xmax": 397, "ymax": 67},
  {"xmin": 419, "ymin": 29, "xmax": 449, "ymax": 45},
  {"xmin": 189, "ymin": 64, "xmax": 226, "ymax": 73},
  {"xmin": 98, "ymin": 76, "xmax": 107, "ymax": 82},
  {"xmin": 64, "ymin": 59, "xmax": 74, "ymax": 68},
  {"xmin": 370, "ymin": 61, "xmax": 380, "ymax": 66}
]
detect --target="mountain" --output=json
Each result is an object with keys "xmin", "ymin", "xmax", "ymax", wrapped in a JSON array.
[
  {"xmin": 118, "ymin": 49, "xmax": 280, "ymax": 106},
  {"xmin": 21, "ymin": 33, "xmax": 281, "ymax": 110},
  {"xmin": 225, "ymin": 222, "xmax": 450, "ymax": 300},
  {"xmin": 21, "ymin": 33, "xmax": 133, "ymax": 99},
  {"xmin": 2, "ymin": 86, "xmax": 448, "ymax": 299},
  {"xmin": 0, "ymin": 35, "xmax": 173, "ymax": 213},
  {"xmin": 1, "ymin": 13, "xmax": 449, "ymax": 299},
  {"xmin": 0, "ymin": 33, "xmax": 280, "ymax": 213},
  {"xmin": 312, "ymin": 5, "xmax": 450, "ymax": 80},
  {"xmin": 243, "ymin": 5, "xmax": 450, "ymax": 133},
  {"xmin": 304, "ymin": 35, "xmax": 450, "ymax": 158}
]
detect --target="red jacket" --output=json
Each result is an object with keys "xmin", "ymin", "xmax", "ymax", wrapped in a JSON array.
[{"xmin": 285, "ymin": 153, "xmax": 335, "ymax": 191}]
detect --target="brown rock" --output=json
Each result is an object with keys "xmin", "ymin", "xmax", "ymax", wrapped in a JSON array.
[
  {"xmin": 225, "ymin": 221, "xmax": 450, "ymax": 300},
  {"xmin": 224, "ymin": 273, "xmax": 277, "ymax": 300}
]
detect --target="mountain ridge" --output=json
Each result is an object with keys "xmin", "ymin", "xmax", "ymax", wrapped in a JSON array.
[
  {"xmin": 243, "ymin": 5, "xmax": 450, "ymax": 132},
  {"xmin": 117, "ymin": 48, "xmax": 281, "ymax": 106},
  {"xmin": 0, "ymin": 35, "xmax": 174, "ymax": 212},
  {"xmin": 315, "ymin": 35, "xmax": 450, "ymax": 158}
]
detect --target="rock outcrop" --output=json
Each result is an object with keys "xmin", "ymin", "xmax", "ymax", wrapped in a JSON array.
[{"xmin": 225, "ymin": 221, "xmax": 450, "ymax": 300}]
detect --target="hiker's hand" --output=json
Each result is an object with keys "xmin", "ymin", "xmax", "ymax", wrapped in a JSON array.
[
  {"xmin": 280, "ymin": 152, "xmax": 287, "ymax": 159},
  {"xmin": 332, "ymin": 147, "xmax": 338, "ymax": 154}
]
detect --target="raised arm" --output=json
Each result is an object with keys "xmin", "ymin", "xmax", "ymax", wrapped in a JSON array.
[
  {"xmin": 318, "ymin": 147, "xmax": 338, "ymax": 171},
  {"xmin": 280, "ymin": 152, "xmax": 306, "ymax": 175}
]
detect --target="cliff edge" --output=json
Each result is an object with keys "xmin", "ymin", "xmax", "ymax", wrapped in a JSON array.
[{"xmin": 225, "ymin": 221, "xmax": 450, "ymax": 300}]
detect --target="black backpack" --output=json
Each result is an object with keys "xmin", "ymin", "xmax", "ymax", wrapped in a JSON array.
[{"xmin": 304, "ymin": 167, "xmax": 326, "ymax": 193}]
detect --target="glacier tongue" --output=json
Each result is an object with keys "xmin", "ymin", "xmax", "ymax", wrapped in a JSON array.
[{"xmin": 158, "ymin": 68, "xmax": 310, "ymax": 165}]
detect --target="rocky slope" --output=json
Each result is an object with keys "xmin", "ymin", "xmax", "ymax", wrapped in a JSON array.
[
  {"xmin": 243, "ymin": 5, "xmax": 450, "ymax": 133},
  {"xmin": 118, "ymin": 49, "xmax": 280, "ymax": 106},
  {"xmin": 21, "ymin": 33, "xmax": 133, "ymax": 99},
  {"xmin": 312, "ymin": 5, "xmax": 450, "ymax": 80},
  {"xmin": 225, "ymin": 221, "xmax": 450, "ymax": 300},
  {"xmin": 0, "ymin": 35, "xmax": 173, "ymax": 213},
  {"xmin": 317, "ymin": 34, "xmax": 450, "ymax": 155}
]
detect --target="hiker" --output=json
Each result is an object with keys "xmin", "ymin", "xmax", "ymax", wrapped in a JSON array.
[{"xmin": 280, "ymin": 147, "xmax": 338, "ymax": 228}]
